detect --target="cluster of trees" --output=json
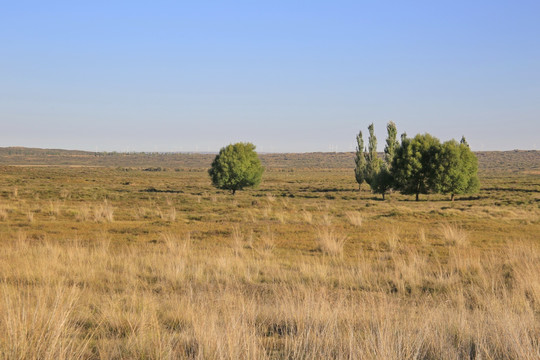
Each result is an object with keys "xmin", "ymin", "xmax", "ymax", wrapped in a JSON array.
[
  {"xmin": 208, "ymin": 126, "xmax": 479, "ymax": 201},
  {"xmin": 355, "ymin": 122, "xmax": 479, "ymax": 201}
]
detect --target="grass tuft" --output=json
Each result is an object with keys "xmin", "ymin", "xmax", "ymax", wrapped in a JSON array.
[
  {"xmin": 441, "ymin": 223, "xmax": 469, "ymax": 247},
  {"xmin": 345, "ymin": 211, "xmax": 363, "ymax": 226},
  {"xmin": 94, "ymin": 200, "xmax": 114, "ymax": 223},
  {"xmin": 316, "ymin": 225, "xmax": 347, "ymax": 257}
]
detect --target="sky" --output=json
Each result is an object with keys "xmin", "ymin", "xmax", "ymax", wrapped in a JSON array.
[{"xmin": 1, "ymin": 1, "xmax": 539, "ymax": 152}]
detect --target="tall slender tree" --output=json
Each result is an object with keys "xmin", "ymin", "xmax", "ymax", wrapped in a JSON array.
[
  {"xmin": 384, "ymin": 121, "xmax": 399, "ymax": 167},
  {"xmin": 372, "ymin": 121, "xmax": 398, "ymax": 200},
  {"xmin": 364, "ymin": 123, "xmax": 381, "ymax": 185},
  {"xmin": 354, "ymin": 131, "xmax": 366, "ymax": 190}
]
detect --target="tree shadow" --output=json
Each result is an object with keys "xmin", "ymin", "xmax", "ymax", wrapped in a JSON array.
[
  {"xmin": 399, "ymin": 196, "xmax": 483, "ymax": 202},
  {"xmin": 297, "ymin": 187, "xmax": 358, "ymax": 193},
  {"xmin": 482, "ymin": 187, "xmax": 538, "ymax": 193},
  {"xmin": 140, "ymin": 187, "xmax": 184, "ymax": 194}
]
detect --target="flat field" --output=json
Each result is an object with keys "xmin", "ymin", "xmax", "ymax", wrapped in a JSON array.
[{"xmin": 0, "ymin": 150, "xmax": 539, "ymax": 359}]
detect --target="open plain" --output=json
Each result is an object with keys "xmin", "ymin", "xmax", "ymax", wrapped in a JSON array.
[{"xmin": 0, "ymin": 149, "xmax": 539, "ymax": 359}]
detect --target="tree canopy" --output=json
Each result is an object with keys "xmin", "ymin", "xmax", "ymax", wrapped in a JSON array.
[
  {"xmin": 391, "ymin": 133, "xmax": 442, "ymax": 201},
  {"xmin": 384, "ymin": 121, "xmax": 399, "ymax": 167},
  {"xmin": 436, "ymin": 140, "xmax": 479, "ymax": 201},
  {"xmin": 353, "ymin": 126, "xmax": 481, "ymax": 201},
  {"xmin": 354, "ymin": 131, "xmax": 366, "ymax": 189},
  {"xmin": 371, "ymin": 121, "xmax": 399, "ymax": 199},
  {"xmin": 371, "ymin": 164, "xmax": 393, "ymax": 200},
  {"xmin": 364, "ymin": 123, "xmax": 382, "ymax": 186},
  {"xmin": 208, "ymin": 143, "xmax": 264, "ymax": 195}
]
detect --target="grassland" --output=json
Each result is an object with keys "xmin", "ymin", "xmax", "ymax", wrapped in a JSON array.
[{"xmin": 0, "ymin": 149, "xmax": 538, "ymax": 359}]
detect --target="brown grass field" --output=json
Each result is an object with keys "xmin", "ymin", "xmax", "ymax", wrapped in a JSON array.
[{"xmin": 0, "ymin": 149, "xmax": 539, "ymax": 359}]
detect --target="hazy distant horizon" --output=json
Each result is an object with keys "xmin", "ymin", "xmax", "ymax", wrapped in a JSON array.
[
  {"xmin": 2, "ymin": 1, "xmax": 539, "ymax": 152},
  {"xmin": 1, "ymin": 144, "xmax": 537, "ymax": 154}
]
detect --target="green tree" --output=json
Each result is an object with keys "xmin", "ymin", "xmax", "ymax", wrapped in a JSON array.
[
  {"xmin": 436, "ymin": 140, "xmax": 479, "ymax": 201},
  {"xmin": 401, "ymin": 132, "xmax": 407, "ymax": 143},
  {"xmin": 372, "ymin": 121, "xmax": 399, "ymax": 200},
  {"xmin": 384, "ymin": 121, "xmax": 399, "ymax": 167},
  {"xmin": 371, "ymin": 164, "xmax": 393, "ymax": 200},
  {"xmin": 354, "ymin": 131, "xmax": 366, "ymax": 189},
  {"xmin": 364, "ymin": 123, "xmax": 381, "ymax": 185},
  {"xmin": 208, "ymin": 143, "xmax": 264, "ymax": 195},
  {"xmin": 391, "ymin": 133, "xmax": 442, "ymax": 201}
]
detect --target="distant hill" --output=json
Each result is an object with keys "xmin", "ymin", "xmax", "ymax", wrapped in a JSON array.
[{"xmin": 0, "ymin": 147, "xmax": 538, "ymax": 173}]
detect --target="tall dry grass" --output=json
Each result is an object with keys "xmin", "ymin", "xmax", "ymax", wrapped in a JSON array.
[
  {"xmin": 301, "ymin": 210, "xmax": 313, "ymax": 224},
  {"xmin": 47, "ymin": 200, "xmax": 62, "ymax": 217},
  {"xmin": 0, "ymin": 228, "xmax": 538, "ymax": 359},
  {"xmin": 440, "ymin": 223, "xmax": 469, "ymax": 247},
  {"xmin": 256, "ymin": 227, "xmax": 276, "ymax": 257},
  {"xmin": 93, "ymin": 200, "xmax": 114, "ymax": 223},
  {"xmin": 345, "ymin": 211, "xmax": 363, "ymax": 226},
  {"xmin": 0, "ymin": 206, "xmax": 8, "ymax": 221},
  {"xmin": 230, "ymin": 225, "xmax": 245, "ymax": 256},
  {"xmin": 159, "ymin": 207, "xmax": 177, "ymax": 222},
  {"xmin": 315, "ymin": 225, "xmax": 348, "ymax": 257}
]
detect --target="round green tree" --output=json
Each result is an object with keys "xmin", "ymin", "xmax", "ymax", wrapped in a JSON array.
[
  {"xmin": 391, "ymin": 133, "xmax": 442, "ymax": 201},
  {"xmin": 436, "ymin": 139, "xmax": 479, "ymax": 201},
  {"xmin": 208, "ymin": 142, "xmax": 264, "ymax": 195}
]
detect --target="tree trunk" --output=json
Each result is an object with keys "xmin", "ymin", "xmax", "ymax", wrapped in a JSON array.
[
  {"xmin": 451, "ymin": 193, "xmax": 455, "ymax": 201},
  {"xmin": 382, "ymin": 192, "xmax": 385, "ymax": 200},
  {"xmin": 415, "ymin": 192, "xmax": 419, "ymax": 201},
  {"xmin": 232, "ymin": 189, "xmax": 236, "ymax": 195}
]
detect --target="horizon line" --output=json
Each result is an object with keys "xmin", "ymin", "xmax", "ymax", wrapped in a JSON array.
[{"xmin": 0, "ymin": 145, "xmax": 538, "ymax": 155}]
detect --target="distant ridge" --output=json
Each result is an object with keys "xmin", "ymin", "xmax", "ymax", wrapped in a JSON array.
[
  {"xmin": 0, "ymin": 147, "xmax": 538, "ymax": 172},
  {"xmin": 0, "ymin": 147, "xmax": 211, "ymax": 156}
]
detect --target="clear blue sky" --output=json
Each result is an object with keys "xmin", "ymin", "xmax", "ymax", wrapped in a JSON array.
[{"xmin": 1, "ymin": 1, "xmax": 539, "ymax": 152}]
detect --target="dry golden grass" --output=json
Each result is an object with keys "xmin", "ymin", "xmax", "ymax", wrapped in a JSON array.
[
  {"xmin": 47, "ymin": 200, "xmax": 62, "ymax": 217},
  {"xmin": 441, "ymin": 223, "xmax": 469, "ymax": 247},
  {"xmin": 93, "ymin": 200, "xmax": 114, "ymax": 223},
  {"xmin": 262, "ymin": 205, "xmax": 273, "ymax": 219},
  {"xmin": 162, "ymin": 231, "xmax": 192, "ymax": 258},
  {"xmin": 230, "ymin": 225, "xmax": 245, "ymax": 256},
  {"xmin": 301, "ymin": 210, "xmax": 313, "ymax": 224},
  {"xmin": 159, "ymin": 207, "xmax": 177, "ymax": 222},
  {"xmin": 315, "ymin": 225, "xmax": 347, "ymax": 257},
  {"xmin": 60, "ymin": 188, "xmax": 71, "ymax": 199},
  {"xmin": 0, "ymin": 163, "xmax": 538, "ymax": 358},
  {"xmin": 256, "ymin": 227, "xmax": 276, "ymax": 257},
  {"xmin": 0, "ymin": 206, "xmax": 8, "ymax": 221},
  {"xmin": 320, "ymin": 213, "xmax": 333, "ymax": 226},
  {"xmin": 345, "ymin": 211, "xmax": 363, "ymax": 226},
  {"xmin": 418, "ymin": 227, "xmax": 426, "ymax": 244},
  {"xmin": 384, "ymin": 226, "xmax": 401, "ymax": 251},
  {"xmin": 75, "ymin": 204, "xmax": 91, "ymax": 222},
  {"xmin": 266, "ymin": 194, "xmax": 276, "ymax": 204},
  {"xmin": 274, "ymin": 210, "xmax": 286, "ymax": 224},
  {"xmin": 0, "ymin": 232, "xmax": 538, "ymax": 359}
]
